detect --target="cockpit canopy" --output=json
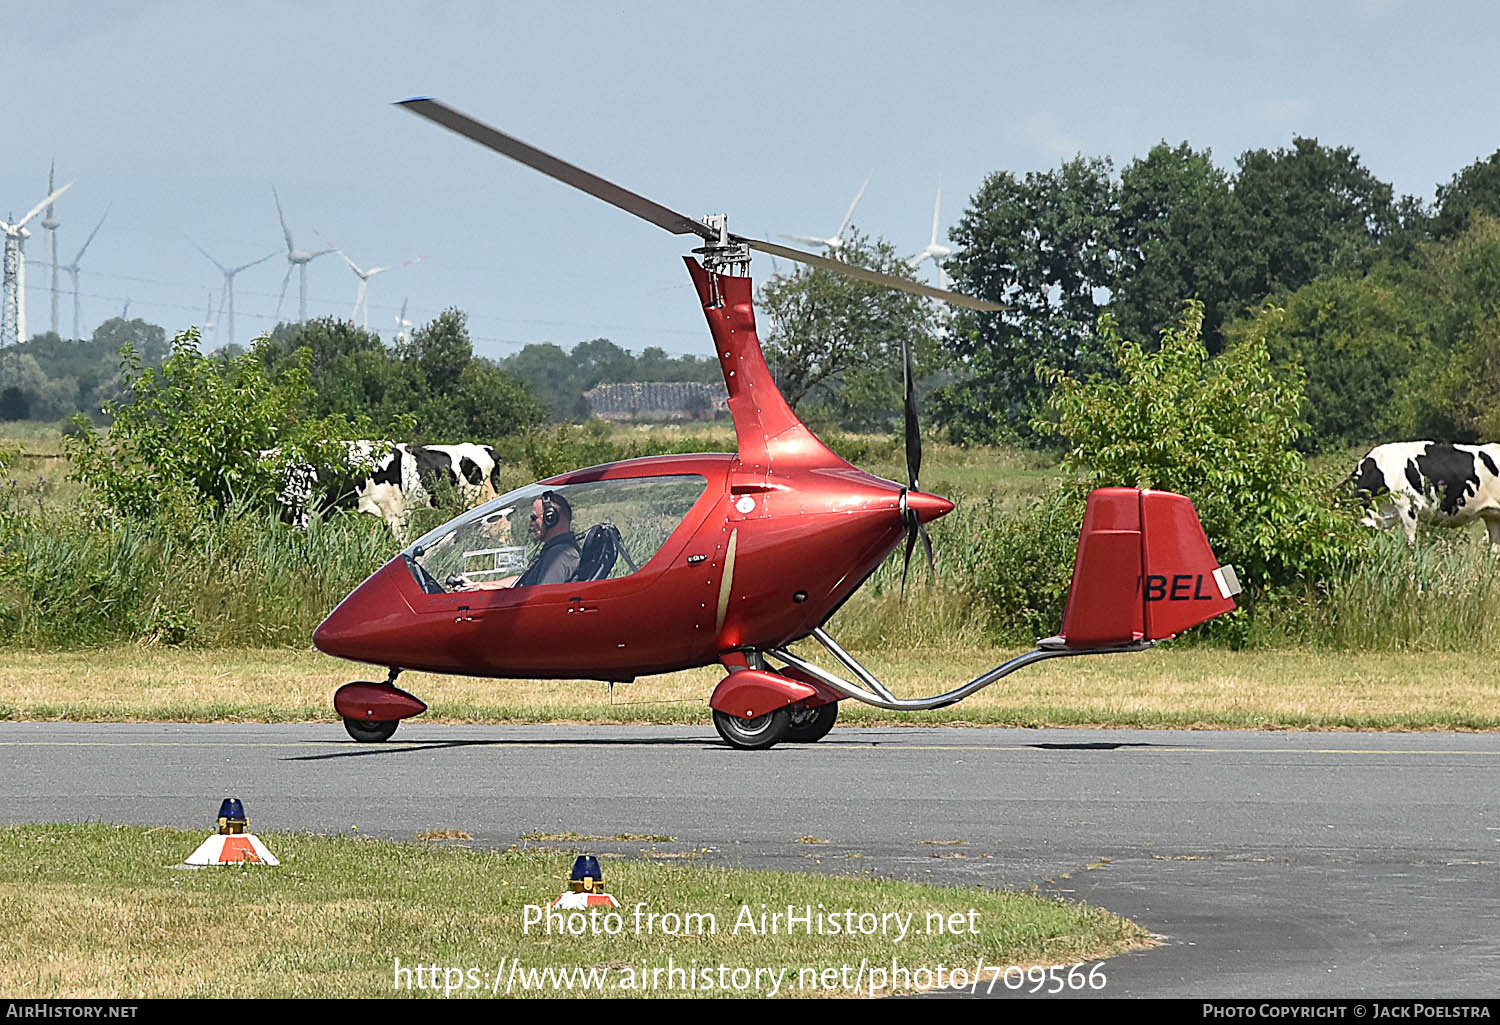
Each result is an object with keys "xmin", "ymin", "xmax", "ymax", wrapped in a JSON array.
[{"xmin": 403, "ymin": 474, "xmax": 708, "ymax": 593}]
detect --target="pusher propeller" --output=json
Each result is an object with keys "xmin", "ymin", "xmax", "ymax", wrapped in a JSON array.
[{"xmin": 396, "ymin": 98, "xmax": 1003, "ymax": 313}]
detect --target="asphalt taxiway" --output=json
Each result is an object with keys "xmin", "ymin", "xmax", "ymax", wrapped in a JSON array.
[{"xmin": 2, "ymin": 723, "xmax": 1496, "ymax": 997}]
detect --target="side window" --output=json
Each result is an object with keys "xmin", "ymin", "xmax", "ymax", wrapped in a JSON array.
[
  {"xmin": 406, "ymin": 475, "xmax": 707, "ymax": 591},
  {"xmin": 556, "ymin": 475, "xmax": 707, "ymax": 581}
]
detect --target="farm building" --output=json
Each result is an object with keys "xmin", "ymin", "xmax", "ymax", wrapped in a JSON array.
[{"xmin": 584, "ymin": 381, "xmax": 727, "ymax": 422}]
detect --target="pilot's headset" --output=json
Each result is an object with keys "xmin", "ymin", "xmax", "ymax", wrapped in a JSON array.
[{"xmin": 539, "ymin": 490, "xmax": 568, "ymax": 530}]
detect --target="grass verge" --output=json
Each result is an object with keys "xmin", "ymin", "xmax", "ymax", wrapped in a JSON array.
[
  {"xmin": 2, "ymin": 644, "xmax": 1498, "ymax": 730},
  {"xmin": 0, "ymin": 824, "xmax": 1146, "ymax": 998}
]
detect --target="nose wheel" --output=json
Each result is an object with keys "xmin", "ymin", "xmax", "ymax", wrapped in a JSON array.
[
  {"xmin": 343, "ymin": 716, "xmax": 400, "ymax": 743},
  {"xmin": 334, "ymin": 675, "xmax": 425, "ymax": 743}
]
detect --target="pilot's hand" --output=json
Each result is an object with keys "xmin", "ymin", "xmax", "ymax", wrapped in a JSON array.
[{"xmin": 445, "ymin": 574, "xmax": 474, "ymax": 590}]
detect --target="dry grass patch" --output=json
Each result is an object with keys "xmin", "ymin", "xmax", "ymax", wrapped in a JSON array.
[{"xmin": 2, "ymin": 645, "xmax": 1497, "ymax": 730}]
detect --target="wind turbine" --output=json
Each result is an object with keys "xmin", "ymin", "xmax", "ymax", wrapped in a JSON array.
[
  {"xmin": 271, "ymin": 187, "xmax": 335, "ymax": 324},
  {"xmin": 41, "ymin": 162, "xmax": 63, "ymax": 337},
  {"xmin": 200, "ymin": 291, "xmax": 217, "ymax": 340},
  {"xmin": 394, "ymin": 298, "xmax": 413, "ymax": 344},
  {"xmin": 780, "ymin": 174, "xmax": 870, "ymax": 258},
  {"xmin": 193, "ymin": 242, "xmax": 276, "ymax": 346},
  {"xmin": 910, "ymin": 184, "xmax": 953, "ymax": 290},
  {"xmin": 1, "ymin": 180, "xmax": 73, "ymax": 347},
  {"xmin": 58, "ymin": 206, "xmax": 108, "ymax": 341},
  {"xmin": 317, "ymin": 232, "xmax": 422, "ymax": 330}
]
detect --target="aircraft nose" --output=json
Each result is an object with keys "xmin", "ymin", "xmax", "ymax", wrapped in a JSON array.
[
  {"xmin": 313, "ymin": 559, "xmax": 414, "ymax": 660},
  {"xmin": 905, "ymin": 489, "xmax": 954, "ymax": 524}
]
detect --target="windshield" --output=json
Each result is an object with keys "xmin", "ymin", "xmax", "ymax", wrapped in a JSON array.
[{"xmin": 403, "ymin": 474, "xmax": 708, "ymax": 593}]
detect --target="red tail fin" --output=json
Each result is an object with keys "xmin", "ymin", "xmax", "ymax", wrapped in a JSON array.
[{"xmin": 1058, "ymin": 488, "xmax": 1239, "ymax": 648}]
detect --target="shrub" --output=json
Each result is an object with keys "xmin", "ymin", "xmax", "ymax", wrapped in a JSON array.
[
  {"xmin": 1036, "ymin": 301, "xmax": 1367, "ymax": 596},
  {"xmin": 65, "ymin": 329, "xmax": 397, "ymax": 521}
]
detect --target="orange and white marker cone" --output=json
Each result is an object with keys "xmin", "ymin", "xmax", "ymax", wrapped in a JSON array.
[{"xmin": 183, "ymin": 798, "xmax": 279, "ymax": 867}]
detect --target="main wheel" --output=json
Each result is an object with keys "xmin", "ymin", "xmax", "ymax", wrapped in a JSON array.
[
  {"xmin": 784, "ymin": 702, "xmax": 838, "ymax": 742},
  {"xmin": 343, "ymin": 716, "xmax": 400, "ymax": 743},
  {"xmin": 712, "ymin": 707, "xmax": 791, "ymax": 750}
]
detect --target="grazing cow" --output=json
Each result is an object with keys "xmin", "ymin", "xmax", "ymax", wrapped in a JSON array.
[
  {"xmin": 264, "ymin": 441, "xmax": 502, "ymax": 534},
  {"xmin": 1351, "ymin": 441, "xmax": 1500, "ymax": 544}
]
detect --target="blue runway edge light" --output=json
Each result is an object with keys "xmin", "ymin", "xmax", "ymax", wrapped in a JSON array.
[
  {"xmin": 217, "ymin": 797, "xmax": 245, "ymax": 824},
  {"xmin": 569, "ymin": 854, "xmax": 602, "ymax": 891}
]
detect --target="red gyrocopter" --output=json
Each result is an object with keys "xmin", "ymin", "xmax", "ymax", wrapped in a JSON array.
[{"xmin": 313, "ymin": 99, "xmax": 1242, "ymax": 749}]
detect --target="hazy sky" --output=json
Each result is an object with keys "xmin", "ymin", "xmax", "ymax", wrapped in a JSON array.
[{"xmin": 5, "ymin": 0, "xmax": 1497, "ymax": 360}]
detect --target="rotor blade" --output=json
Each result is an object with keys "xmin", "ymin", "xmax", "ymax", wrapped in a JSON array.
[
  {"xmin": 780, "ymin": 233, "xmax": 832, "ymax": 248},
  {"xmin": 230, "ymin": 251, "xmax": 278, "ymax": 275},
  {"xmin": 193, "ymin": 241, "xmax": 230, "ymax": 276},
  {"xmin": 740, "ymin": 237, "xmax": 1004, "ymax": 312},
  {"xmin": 275, "ymin": 265, "xmax": 293, "ymax": 321},
  {"xmin": 836, "ymin": 175, "xmax": 870, "ymax": 240},
  {"xmin": 929, "ymin": 185, "xmax": 942, "ymax": 247},
  {"xmin": 18, "ymin": 182, "xmax": 72, "ymax": 231},
  {"xmin": 73, "ymin": 207, "xmax": 108, "ymax": 264},
  {"xmin": 398, "ymin": 97, "xmax": 716, "ymax": 241},
  {"xmin": 272, "ymin": 187, "xmax": 295, "ymax": 252}
]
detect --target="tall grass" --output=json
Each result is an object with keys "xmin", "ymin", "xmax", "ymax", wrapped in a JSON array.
[
  {"xmin": 1258, "ymin": 531, "xmax": 1500, "ymax": 652},
  {"xmin": 0, "ymin": 497, "xmax": 391, "ymax": 648},
  {"xmin": 8, "ymin": 419, "xmax": 1500, "ymax": 654}
]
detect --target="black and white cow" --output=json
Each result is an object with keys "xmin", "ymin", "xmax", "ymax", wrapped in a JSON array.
[
  {"xmin": 265, "ymin": 441, "xmax": 502, "ymax": 534},
  {"xmin": 1352, "ymin": 441, "xmax": 1500, "ymax": 544}
]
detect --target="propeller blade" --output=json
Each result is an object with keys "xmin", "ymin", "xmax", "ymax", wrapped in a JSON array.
[
  {"xmin": 902, "ymin": 335, "xmax": 922, "ymax": 491},
  {"xmin": 900, "ymin": 513, "xmax": 918, "ymax": 601},
  {"xmin": 740, "ymin": 237, "xmax": 1003, "ymax": 312},
  {"xmin": 398, "ymin": 97, "xmax": 717, "ymax": 241},
  {"xmin": 919, "ymin": 520, "xmax": 935, "ymax": 574},
  {"xmin": 18, "ymin": 182, "xmax": 72, "ymax": 231}
]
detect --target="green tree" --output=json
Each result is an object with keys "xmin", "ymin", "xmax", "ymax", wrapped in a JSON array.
[
  {"xmin": 1431, "ymin": 149, "xmax": 1500, "ymax": 240},
  {"xmin": 403, "ymin": 307, "xmax": 473, "ymax": 388},
  {"xmin": 1229, "ymin": 267, "xmax": 1431, "ymax": 451},
  {"xmin": 1231, "ymin": 137, "xmax": 1401, "ymax": 298},
  {"xmin": 501, "ymin": 342, "xmax": 587, "ymax": 420},
  {"xmin": 937, "ymin": 156, "xmax": 1119, "ymax": 442},
  {"xmin": 91, "ymin": 318, "xmax": 168, "ymax": 365},
  {"xmin": 1113, "ymin": 142, "xmax": 1245, "ymax": 352},
  {"xmin": 1405, "ymin": 214, "xmax": 1500, "ymax": 440},
  {"xmin": 758, "ymin": 229, "xmax": 942, "ymax": 430}
]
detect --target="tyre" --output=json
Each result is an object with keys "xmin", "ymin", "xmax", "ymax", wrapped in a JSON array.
[
  {"xmin": 343, "ymin": 716, "xmax": 400, "ymax": 743},
  {"xmin": 712, "ymin": 707, "xmax": 791, "ymax": 750},
  {"xmin": 784, "ymin": 702, "xmax": 838, "ymax": 742}
]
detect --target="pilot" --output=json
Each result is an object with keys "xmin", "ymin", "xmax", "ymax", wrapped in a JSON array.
[
  {"xmin": 514, "ymin": 491, "xmax": 581, "ymax": 587},
  {"xmin": 453, "ymin": 491, "xmax": 579, "ymax": 590}
]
